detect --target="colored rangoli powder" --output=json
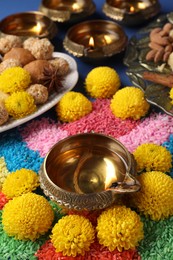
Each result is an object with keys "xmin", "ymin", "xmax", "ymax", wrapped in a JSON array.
[
  {"xmin": 20, "ymin": 117, "xmax": 68, "ymax": 157},
  {"xmin": 0, "ymin": 128, "xmax": 43, "ymax": 172},
  {"xmin": 60, "ymin": 99, "xmax": 140, "ymax": 138},
  {"xmin": 118, "ymin": 113, "xmax": 173, "ymax": 152},
  {"xmin": 0, "ymin": 210, "xmax": 48, "ymax": 259},
  {"xmin": 138, "ymin": 216, "xmax": 173, "ymax": 260},
  {"xmin": 35, "ymin": 239, "xmax": 141, "ymax": 260},
  {"xmin": 162, "ymin": 134, "xmax": 173, "ymax": 177},
  {"xmin": 0, "ymin": 157, "xmax": 10, "ymax": 190},
  {"xmin": 0, "ymin": 192, "xmax": 9, "ymax": 209},
  {"xmin": 0, "ymin": 98, "xmax": 173, "ymax": 259}
]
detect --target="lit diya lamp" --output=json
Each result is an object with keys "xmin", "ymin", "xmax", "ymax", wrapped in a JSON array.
[
  {"xmin": 0, "ymin": 11, "xmax": 57, "ymax": 39},
  {"xmin": 39, "ymin": 0, "xmax": 96, "ymax": 23},
  {"xmin": 63, "ymin": 20, "xmax": 128, "ymax": 59},
  {"xmin": 39, "ymin": 133, "xmax": 140, "ymax": 211},
  {"xmin": 102, "ymin": 0, "xmax": 161, "ymax": 26}
]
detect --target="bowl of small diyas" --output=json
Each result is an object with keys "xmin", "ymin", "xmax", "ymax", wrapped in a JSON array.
[{"xmin": 39, "ymin": 133, "xmax": 141, "ymax": 211}]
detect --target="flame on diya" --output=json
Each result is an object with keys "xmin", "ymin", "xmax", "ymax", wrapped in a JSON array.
[
  {"xmin": 63, "ymin": 19, "xmax": 128, "ymax": 59},
  {"xmin": 0, "ymin": 11, "xmax": 57, "ymax": 39},
  {"xmin": 39, "ymin": 133, "xmax": 140, "ymax": 211}
]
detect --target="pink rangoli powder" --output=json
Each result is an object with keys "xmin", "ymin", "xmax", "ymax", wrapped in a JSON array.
[
  {"xmin": 20, "ymin": 100, "xmax": 173, "ymax": 158},
  {"xmin": 60, "ymin": 99, "xmax": 140, "ymax": 138},
  {"xmin": 118, "ymin": 113, "xmax": 173, "ymax": 152},
  {"xmin": 20, "ymin": 117, "xmax": 68, "ymax": 157}
]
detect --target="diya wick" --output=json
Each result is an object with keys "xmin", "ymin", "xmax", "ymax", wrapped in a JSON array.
[
  {"xmin": 63, "ymin": 20, "xmax": 128, "ymax": 59},
  {"xmin": 39, "ymin": 133, "xmax": 140, "ymax": 211}
]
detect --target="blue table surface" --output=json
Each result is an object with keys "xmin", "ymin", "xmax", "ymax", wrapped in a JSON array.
[{"xmin": 0, "ymin": 0, "xmax": 173, "ymax": 91}]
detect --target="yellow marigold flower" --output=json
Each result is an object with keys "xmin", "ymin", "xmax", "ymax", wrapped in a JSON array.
[
  {"xmin": 56, "ymin": 91, "xmax": 92, "ymax": 122},
  {"xmin": 130, "ymin": 171, "xmax": 173, "ymax": 221},
  {"xmin": 0, "ymin": 67, "xmax": 31, "ymax": 94},
  {"xmin": 2, "ymin": 192, "xmax": 54, "ymax": 240},
  {"xmin": 0, "ymin": 157, "xmax": 10, "ymax": 191},
  {"xmin": 2, "ymin": 168, "xmax": 40, "ymax": 199},
  {"xmin": 96, "ymin": 205, "xmax": 144, "ymax": 252},
  {"xmin": 85, "ymin": 66, "xmax": 121, "ymax": 98},
  {"xmin": 110, "ymin": 87, "xmax": 150, "ymax": 120},
  {"xmin": 51, "ymin": 215, "xmax": 95, "ymax": 257},
  {"xmin": 169, "ymin": 88, "xmax": 173, "ymax": 104},
  {"xmin": 133, "ymin": 143, "xmax": 172, "ymax": 173},
  {"xmin": 5, "ymin": 91, "xmax": 37, "ymax": 119}
]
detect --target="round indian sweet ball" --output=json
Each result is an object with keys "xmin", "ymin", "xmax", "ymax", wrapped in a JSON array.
[
  {"xmin": 2, "ymin": 192, "xmax": 54, "ymax": 240},
  {"xmin": 56, "ymin": 91, "xmax": 92, "ymax": 122},
  {"xmin": 26, "ymin": 84, "xmax": 49, "ymax": 105},
  {"xmin": 110, "ymin": 86, "xmax": 150, "ymax": 120},
  {"xmin": 133, "ymin": 143, "xmax": 172, "ymax": 173},
  {"xmin": 84, "ymin": 66, "xmax": 121, "ymax": 98},
  {"xmin": 129, "ymin": 171, "xmax": 173, "ymax": 221},
  {"xmin": 96, "ymin": 205, "xmax": 144, "ymax": 252},
  {"xmin": 48, "ymin": 57, "xmax": 70, "ymax": 76},
  {"xmin": 0, "ymin": 35, "xmax": 22, "ymax": 55},
  {"xmin": 0, "ymin": 90, "xmax": 9, "ymax": 103},
  {"xmin": 51, "ymin": 215, "xmax": 95, "ymax": 257},
  {"xmin": 0, "ymin": 58, "xmax": 21, "ymax": 74},
  {"xmin": 0, "ymin": 101, "xmax": 9, "ymax": 125},
  {"xmin": 24, "ymin": 37, "xmax": 54, "ymax": 60}
]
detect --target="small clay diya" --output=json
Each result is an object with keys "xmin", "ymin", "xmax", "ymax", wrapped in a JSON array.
[{"xmin": 63, "ymin": 19, "xmax": 128, "ymax": 59}]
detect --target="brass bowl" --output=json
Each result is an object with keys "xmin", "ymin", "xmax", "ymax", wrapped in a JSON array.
[
  {"xmin": 0, "ymin": 11, "xmax": 57, "ymax": 39},
  {"xmin": 102, "ymin": 0, "xmax": 161, "ymax": 26},
  {"xmin": 63, "ymin": 19, "xmax": 128, "ymax": 59},
  {"xmin": 39, "ymin": 0, "xmax": 96, "ymax": 23},
  {"xmin": 39, "ymin": 133, "xmax": 140, "ymax": 211}
]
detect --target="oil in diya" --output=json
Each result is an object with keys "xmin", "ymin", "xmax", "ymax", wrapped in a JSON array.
[
  {"xmin": 63, "ymin": 19, "xmax": 128, "ymax": 59},
  {"xmin": 0, "ymin": 11, "xmax": 57, "ymax": 39},
  {"xmin": 39, "ymin": 133, "xmax": 140, "ymax": 211}
]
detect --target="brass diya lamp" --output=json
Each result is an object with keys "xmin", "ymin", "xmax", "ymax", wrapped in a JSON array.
[
  {"xmin": 0, "ymin": 11, "xmax": 57, "ymax": 39},
  {"xmin": 39, "ymin": 133, "xmax": 140, "ymax": 211},
  {"xmin": 102, "ymin": 0, "xmax": 161, "ymax": 26},
  {"xmin": 63, "ymin": 20, "xmax": 128, "ymax": 59},
  {"xmin": 39, "ymin": 0, "xmax": 96, "ymax": 23}
]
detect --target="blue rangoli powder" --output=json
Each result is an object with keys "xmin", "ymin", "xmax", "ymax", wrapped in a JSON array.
[
  {"xmin": 0, "ymin": 120, "xmax": 173, "ymax": 259},
  {"xmin": 0, "ymin": 128, "xmax": 43, "ymax": 173},
  {"xmin": 162, "ymin": 134, "xmax": 173, "ymax": 177}
]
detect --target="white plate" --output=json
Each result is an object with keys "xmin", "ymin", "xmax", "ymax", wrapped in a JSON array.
[{"xmin": 0, "ymin": 52, "xmax": 79, "ymax": 133}]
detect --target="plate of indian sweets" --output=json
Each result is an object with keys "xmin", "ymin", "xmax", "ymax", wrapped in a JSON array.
[{"xmin": 0, "ymin": 35, "xmax": 79, "ymax": 133}]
